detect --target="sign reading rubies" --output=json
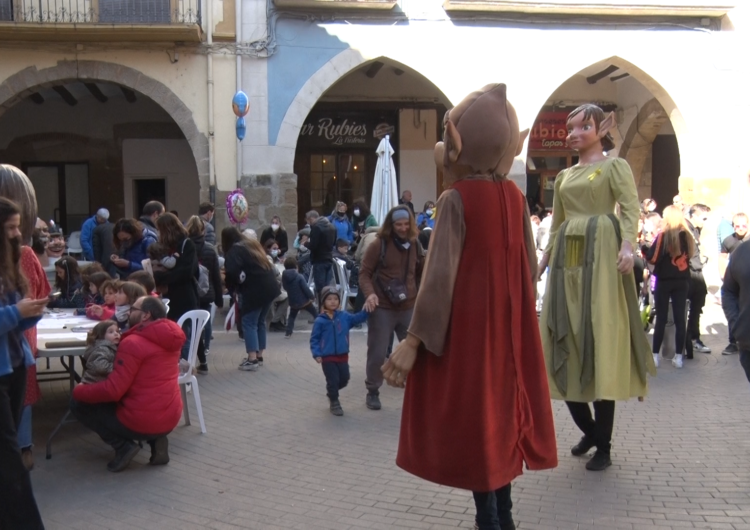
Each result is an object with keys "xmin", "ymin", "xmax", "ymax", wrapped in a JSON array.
[
  {"xmin": 299, "ymin": 113, "xmax": 396, "ymax": 149},
  {"xmin": 529, "ymin": 111, "xmax": 571, "ymax": 150}
]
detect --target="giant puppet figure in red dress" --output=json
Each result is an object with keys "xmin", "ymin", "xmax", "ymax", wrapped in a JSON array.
[{"xmin": 382, "ymin": 84, "xmax": 558, "ymax": 530}]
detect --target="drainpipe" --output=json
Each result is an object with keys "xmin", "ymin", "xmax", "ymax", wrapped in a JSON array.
[
  {"xmin": 235, "ymin": 0, "xmax": 243, "ymax": 188},
  {"xmin": 207, "ymin": 0, "xmax": 216, "ymax": 204}
]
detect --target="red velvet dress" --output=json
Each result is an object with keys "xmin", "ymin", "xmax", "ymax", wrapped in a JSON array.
[
  {"xmin": 21, "ymin": 247, "xmax": 51, "ymax": 406},
  {"xmin": 397, "ymin": 179, "xmax": 558, "ymax": 492}
]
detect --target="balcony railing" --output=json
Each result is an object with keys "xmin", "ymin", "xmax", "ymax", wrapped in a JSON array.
[{"xmin": 0, "ymin": 0, "xmax": 201, "ymax": 24}]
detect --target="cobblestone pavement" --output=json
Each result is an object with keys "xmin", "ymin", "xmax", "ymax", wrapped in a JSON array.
[{"xmin": 31, "ymin": 300, "xmax": 750, "ymax": 530}]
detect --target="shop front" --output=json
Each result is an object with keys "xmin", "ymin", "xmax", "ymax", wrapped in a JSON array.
[{"xmin": 294, "ymin": 107, "xmax": 399, "ymax": 225}]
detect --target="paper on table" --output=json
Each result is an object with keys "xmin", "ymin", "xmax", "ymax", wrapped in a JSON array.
[
  {"xmin": 37, "ymin": 332, "xmax": 88, "ymax": 341},
  {"xmin": 37, "ymin": 318, "xmax": 92, "ymax": 329}
]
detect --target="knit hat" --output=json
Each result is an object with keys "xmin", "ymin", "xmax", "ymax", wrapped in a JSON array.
[{"xmin": 320, "ymin": 286, "xmax": 340, "ymax": 305}]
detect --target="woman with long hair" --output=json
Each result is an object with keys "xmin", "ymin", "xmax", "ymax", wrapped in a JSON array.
[
  {"xmin": 0, "ymin": 164, "xmax": 51, "ymax": 474},
  {"xmin": 537, "ymin": 104, "xmax": 654, "ymax": 471},
  {"xmin": 416, "ymin": 201, "xmax": 437, "ymax": 230},
  {"xmin": 0, "ymin": 197, "xmax": 48, "ymax": 529},
  {"xmin": 644, "ymin": 205, "xmax": 695, "ymax": 369},
  {"xmin": 222, "ymin": 227, "xmax": 280, "ymax": 371},
  {"xmin": 185, "ymin": 215, "xmax": 224, "ymax": 374},
  {"xmin": 153, "ymin": 213, "xmax": 199, "ymax": 358},
  {"xmin": 111, "ymin": 218, "xmax": 156, "ymax": 277},
  {"xmin": 48, "ymin": 256, "xmax": 85, "ymax": 309},
  {"xmin": 358, "ymin": 204, "xmax": 423, "ymax": 411}
]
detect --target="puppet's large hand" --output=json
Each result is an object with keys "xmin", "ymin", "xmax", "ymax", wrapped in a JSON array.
[
  {"xmin": 382, "ymin": 333, "xmax": 420, "ymax": 388},
  {"xmin": 617, "ymin": 240, "xmax": 635, "ymax": 275}
]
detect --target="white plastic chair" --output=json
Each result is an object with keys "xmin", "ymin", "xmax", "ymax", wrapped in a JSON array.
[
  {"xmin": 177, "ymin": 309, "xmax": 210, "ymax": 434},
  {"xmin": 66, "ymin": 231, "xmax": 83, "ymax": 256}
]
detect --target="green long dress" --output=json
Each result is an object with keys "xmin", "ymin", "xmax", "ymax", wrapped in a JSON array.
[{"xmin": 540, "ymin": 157, "xmax": 655, "ymax": 402}]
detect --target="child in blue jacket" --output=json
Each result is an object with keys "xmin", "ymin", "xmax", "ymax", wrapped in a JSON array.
[{"xmin": 310, "ymin": 286, "xmax": 369, "ymax": 416}]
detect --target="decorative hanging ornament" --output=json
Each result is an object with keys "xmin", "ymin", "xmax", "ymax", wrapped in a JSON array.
[
  {"xmin": 226, "ymin": 189, "xmax": 249, "ymax": 225},
  {"xmin": 232, "ymin": 91, "xmax": 250, "ymax": 117},
  {"xmin": 236, "ymin": 117, "xmax": 246, "ymax": 141}
]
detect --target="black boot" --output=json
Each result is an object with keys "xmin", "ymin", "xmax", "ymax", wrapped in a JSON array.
[
  {"xmin": 148, "ymin": 436, "xmax": 170, "ymax": 465},
  {"xmin": 107, "ymin": 441, "xmax": 140, "ymax": 472},
  {"xmin": 571, "ymin": 435, "xmax": 596, "ymax": 457},
  {"xmin": 329, "ymin": 399, "xmax": 344, "ymax": 416},
  {"xmin": 585, "ymin": 447, "xmax": 612, "ymax": 471},
  {"xmin": 366, "ymin": 391, "xmax": 381, "ymax": 410}
]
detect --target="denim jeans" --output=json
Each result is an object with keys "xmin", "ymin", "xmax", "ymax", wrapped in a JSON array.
[
  {"xmin": 0, "ymin": 366, "xmax": 45, "ymax": 530},
  {"xmin": 180, "ymin": 320, "xmax": 193, "ymax": 361},
  {"xmin": 242, "ymin": 304, "xmax": 271, "ymax": 353},
  {"xmin": 286, "ymin": 304, "xmax": 318, "ymax": 335},
  {"xmin": 17, "ymin": 405, "xmax": 31, "ymax": 449},
  {"xmin": 740, "ymin": 350, "xmax": 750, "ymax": 383},
  {"xmin": 473, "ymin": 483, "xmax": 513, "ymax": 530},
  {"xmin": 312, "ymin": 261, "xmax": 334, "ymax": 302},
  {"xmin": 321, "ymin": 361, "xmax": 350, "ymax": 401}
]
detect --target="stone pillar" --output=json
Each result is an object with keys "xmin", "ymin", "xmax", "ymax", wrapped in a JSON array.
[{"xmin": 239, "ymin": 173, "xmax": 299, "ymax": 236}]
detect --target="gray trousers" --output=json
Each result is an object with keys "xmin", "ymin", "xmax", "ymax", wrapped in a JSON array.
[{"xmin": 365, "ymin": 307, "xmax": 413, "ymax": 393}]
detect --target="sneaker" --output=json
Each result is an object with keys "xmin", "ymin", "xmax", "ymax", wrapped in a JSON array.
[
  {"xmin": 205, "ymin": 349, "xmax": 210, "ymax": 356},
  {"xmin": 197, "ymin": 363, "xmax": 208, "ymax": 375},
  {"xmin": 238, "ymin": 359, "xmax": 259, "ymax": 371},
  {"xmin": 722, "ymin": 343, "xmax": 739, "ymax": 355},
  {"xmin": 329, "ymin": 400, "xmax": 344, "ymax": 416},
  {"xmin": 284, "ymin": 333, "xmax": 292, "ymax": 339},
  {"xmin": 366, "ymin": 392, "xmax": 381, "ymax": 410},
  {"xmin": 672, "ymin": 353, "xmax": 684, "ymax": 369},
  {"xmin": 653, "ymin": 353, "xmax": 660, "ymax": 368},
  {"xmin": 257, "ymin": 357, "xmax": 264, "ymax": 367},
  {"xmin": 107, "ymin": 442, "xmax": 140, "ymax": 472},
  {"xmin": 571, "ymin": 436, "xmax": 596, "ymax": 457},
  {"xmin": 585, "ymin": 450, "xmax": 612, "ymax": 471},
  {"xmin": 693, "ymin": 340, "xmax": 711, "ymax": 354},
  {"xmin": 148, "ymin": 436, "xmax": 169, "ymax": 465}
]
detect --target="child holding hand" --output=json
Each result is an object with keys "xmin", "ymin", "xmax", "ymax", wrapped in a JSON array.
[
  {"xmin": 81, "ymin": 320, "xmax": 120, "ymax": 384},
  {"xmin": 310, "ymin": 286, "xmax": 369, "ymax": 416}
]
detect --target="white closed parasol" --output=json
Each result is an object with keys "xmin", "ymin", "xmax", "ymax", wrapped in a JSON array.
[{"xmin": 370, "ymin": 135, "xmax": 399, "ymax": 225}]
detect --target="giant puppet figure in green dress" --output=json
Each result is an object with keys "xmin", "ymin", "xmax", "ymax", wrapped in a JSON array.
[{"xmin": 538, "ymin": 104, "xmax": 655, "ymax": 472}]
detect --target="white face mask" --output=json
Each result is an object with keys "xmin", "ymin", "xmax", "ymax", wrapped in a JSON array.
[
  {"xmin": 353, "ymin": 209, "xmax": 360, "ymax": 217},
  {"xmin": 271, "ymin": 224, "xmax": 280, "ymax": 231},
  {"xmin": 426, "ymin": 209, "xmax": 434, "ymax": 216},
  {"xmin": 271, "ymin": 249, "xmax": 279, "ymax": 257}
]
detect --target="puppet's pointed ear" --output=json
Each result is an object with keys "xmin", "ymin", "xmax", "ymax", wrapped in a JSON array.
[
  {"xmin": 598, "ymin": 112, "xmax": 616, "ymax": 138},
  {"xmin": 515, "ymin": 128, "xmax": 530, "ymax": 156},
  {"xmin": 445, "ymin": 121, "xmax": 462, "ymax": 163}
]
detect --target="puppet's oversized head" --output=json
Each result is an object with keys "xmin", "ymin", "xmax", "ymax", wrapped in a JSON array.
[{"xmin": 435, "ymin": 84, "xmax": 529, "ymax": 188}]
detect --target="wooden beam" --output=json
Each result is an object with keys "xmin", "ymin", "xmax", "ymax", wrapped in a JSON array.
[
  {"xmin": 84, "ymin": 82, "xmax": 108, "ymax": 103},
  {"xmin": 610, "ymin": 73, "xmax": 630, "ymax": 82},
  {"xmin": 120, "ymin": 86, "xmax": 137, "ymax": 103},
  {"xmin": 586, "ymin": 65, "xmax": 619, "ymax": 85},
  {"xmin": 29, "ymin": 93, "xmax": 44, "ymax": 104},
  {"xmin": 52, "ymin": 85, "xmax": 77, "ymax": 106}
]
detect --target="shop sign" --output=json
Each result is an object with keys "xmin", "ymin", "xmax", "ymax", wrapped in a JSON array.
[
  {"xmin": 299, "ymin": 114, "xmax": 395, "ymax": 149},
  {"xmin": 530, "ymin": 111, "xmax": 571, "ymax": 150}
]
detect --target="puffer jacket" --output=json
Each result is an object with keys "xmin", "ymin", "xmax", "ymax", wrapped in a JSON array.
[
  {"xmin": 81, "ymin": 339, "xmax": 118, "ymax": 384},
  {"xmin": 190, "ymin": 233, "xmax": 224, "ymax": 307},
  {"xmin": 282, "ymin": 269, "xmax": 314, "ymax": 309},
  {"xmin": 73, "ymin": 318, "xmax": 185, "ymax": 435},
  {"xmin": 310, "ymin": 310, "xmax": 368, "ymax": 358}
]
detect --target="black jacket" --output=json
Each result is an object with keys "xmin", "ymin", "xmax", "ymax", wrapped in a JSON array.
[
  {"xmin": 281, "ymin": 269, "xmax": 314, "ymax": 309},
  {"xmin": 722, "ymin": 241, "xmax": 750, "ymax": 350},
  {"xmin": 92, "ymin": 221, "xmax": 114, "ymax": 270},
  {"xmin": 260, "ymin": 227, "xmax": 289, "ymax": 255},
  {"xmin": 153, "ymin": 236, "xmax": 199, "ymax": 321},
  {"xmin": 191, "ymin": 234, "xmax": 224, "ymax": 308},
  {"xmin": 644, "ymin": 231, "xmax": 691, "ymax": 281},
  {"xmin": 224, "ymin": 243, "xmax": 280, "ymax": 313},
  {"xmin": 309, "ymin": 217, "xmax": 336, "ymax": 263}
]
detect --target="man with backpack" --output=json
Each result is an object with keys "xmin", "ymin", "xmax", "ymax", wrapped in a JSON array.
[{"xmin": 307, "ymin": 210, "xmax": 337, "ymax": 304}]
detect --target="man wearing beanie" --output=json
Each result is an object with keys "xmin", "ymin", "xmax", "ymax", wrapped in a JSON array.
[
  {"xmin": 310, "ymin": 286, "xmax": 370, "ymax": 416},
  {"xmin": 81, "ymin": 208, "xmax": 110, "ymax": 262}
]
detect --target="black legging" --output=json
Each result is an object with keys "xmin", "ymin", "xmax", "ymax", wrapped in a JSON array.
[
  {"xmin": 566, "ymin": 400, "xmax": 615, "ymax": 453},
  {"xmin": 652, "ymin": 278, "xmax": 689, "ymax": 355}
]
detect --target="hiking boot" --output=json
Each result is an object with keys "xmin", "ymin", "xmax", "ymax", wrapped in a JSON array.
[
  {"xmin": 148, "ymin": 437, "xmax": 170, "ymax": 465},
  {"xmin": 585, "ymin": 449, "xmax": 612, "ymax": 471},
  {"xmin": 197, "ymin": 363, "xmax": 209, "ymax": 375},
  {"xmin": 107, "ymin": 441, "xmax": 140, "ymax": 472},
  {"xmin": 571, "ymin": 435, "xmax": 596, "ymax": 457},
  {"xmin": 693, "ymin": 340, "xmax": 711, "ymax": 354},
  {"xmin": 672, "ymin": 353, "xmax": 684, "ymax": 369},
  {"xmin": 722, "ymin": 343, "xmax": 739, "ymax": 355},
  {"xmin": 238, "ymin": 359, "xmax": 258, "ymax": 371},
  {"xmin": 366, "ymin": 392, "xmax": 381, "ymax": 410},
  {"xmin": 329, "ymin": 400, "xmax": 344, "ymax": 416}
]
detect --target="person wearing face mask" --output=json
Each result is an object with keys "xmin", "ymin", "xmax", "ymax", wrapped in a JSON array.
[
  {"xmin": 260, "ymin": 216, "xmax": 289, "ymax": 256},
  {"xmin": 416, "ymin": 201, "xmax": 436, "ymax": 230},
  {"xmin": 329, "ymin": 201, "xmax": 354, "ymax": 245},
  {"xmin": 352, "ymin": 201, "xmax": 377, "ymax": 243}
]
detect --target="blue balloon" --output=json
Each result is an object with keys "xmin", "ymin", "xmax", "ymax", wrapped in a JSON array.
[
  {"xmin": 236, "ymin": 117, "xmax": 246, "ymax": 141},
  {"xmin": 232, "ymin": 91, "xmax": 249, "ymax": 117}
]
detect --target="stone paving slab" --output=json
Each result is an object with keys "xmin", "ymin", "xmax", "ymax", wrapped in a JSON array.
[{"xmin": 30, "ymin": 301, "xmax": 750, "ymax": 529}]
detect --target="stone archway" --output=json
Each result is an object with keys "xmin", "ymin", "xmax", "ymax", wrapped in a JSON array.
[
  {"xmin": 619, "ymin": 98, "xmax": 670, "ymax": 197},
  {"xmin": 0, "ymin": 60, "xmax": 208, "ymax": 194}
]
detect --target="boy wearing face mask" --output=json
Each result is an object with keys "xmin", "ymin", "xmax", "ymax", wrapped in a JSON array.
[{"xmin": 260, "ymin": 216, "xmax": 289, "ymax": 256}]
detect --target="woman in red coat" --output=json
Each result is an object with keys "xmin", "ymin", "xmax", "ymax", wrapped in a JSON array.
[{"xmin": 383, "ymin": 85, "xmax": 558, "ymax": 530}]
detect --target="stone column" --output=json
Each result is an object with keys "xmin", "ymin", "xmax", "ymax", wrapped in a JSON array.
[{"xmin": 240, "ymin": 173, "xmax": 298, "ymax": 235}]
